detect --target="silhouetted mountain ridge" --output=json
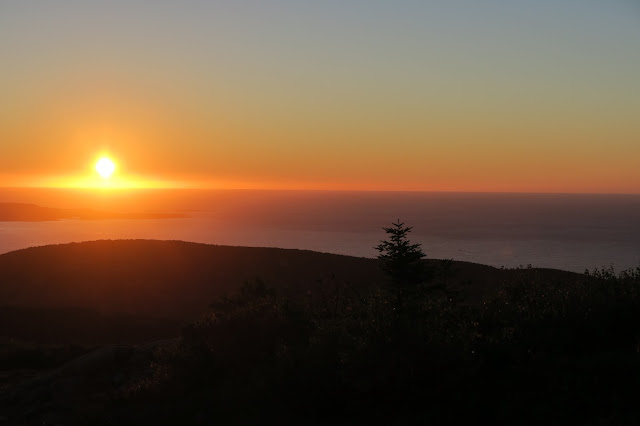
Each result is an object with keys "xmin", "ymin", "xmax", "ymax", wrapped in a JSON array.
[
  {"xmin": 1, "ymin": 239, "xmax": 586, "ymax": 313},
  {"xmin": 0, "ymin": 240, "xmax": 385, "ymax": 318},
  {"xmin": 0, "ymin": 239, "xmax": 586, "ymax": 344}
]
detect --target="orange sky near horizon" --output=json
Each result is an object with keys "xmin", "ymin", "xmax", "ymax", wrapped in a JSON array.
[{"xmin": 1, "ymin": 1, "xmax": 639, "ymax": 194}]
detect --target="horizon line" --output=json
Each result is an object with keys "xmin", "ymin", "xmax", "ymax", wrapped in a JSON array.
[{"xmin": 1, "ymin": 186, "xmax": 639, "ymax": 196}]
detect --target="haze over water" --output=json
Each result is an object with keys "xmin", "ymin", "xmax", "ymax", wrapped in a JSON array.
[{"xmin": 1, "ymin": 189, "xmax": 638, "ymax": 273}]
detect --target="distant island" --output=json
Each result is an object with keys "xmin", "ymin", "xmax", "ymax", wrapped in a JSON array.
[{"xmin": 0, "ymin": 202, "xmax": 185, "ymax": 221}]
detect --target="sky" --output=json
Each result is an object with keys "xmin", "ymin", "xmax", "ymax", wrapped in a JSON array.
[{"xmin": 1, "ymin": 0, "xmax": 639, "ymax": 192}]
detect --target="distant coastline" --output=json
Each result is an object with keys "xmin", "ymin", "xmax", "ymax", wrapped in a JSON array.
[{"xmin": 0, "ymin": 202, "xmax": 185, "ymax": 221}]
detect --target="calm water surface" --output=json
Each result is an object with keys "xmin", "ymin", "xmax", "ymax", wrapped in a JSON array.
[{"xmin": 1, "ymin": 189, "xmax": 638, "ymax": 273}]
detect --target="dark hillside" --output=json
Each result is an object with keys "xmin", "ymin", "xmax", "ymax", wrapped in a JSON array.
[
  {"xmin": 0, "ymin": 240, "xmax": 588, "ymax": 316},
  {"xmin": 0, "ymin": 240, "xmax": 383, "ymax": 319},
  {"xmin": 0, "ymin": 240, "xmax": 589, "ymax": 343}
]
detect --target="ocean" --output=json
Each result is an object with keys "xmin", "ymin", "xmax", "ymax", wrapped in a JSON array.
[{"xmin": 1, "ymin": 189, "xmax": 639, "ymax": 273}]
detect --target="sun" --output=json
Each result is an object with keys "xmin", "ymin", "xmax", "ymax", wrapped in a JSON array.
[{"xmin": 96, "ymin": 157, "xmax": 116, "ymax": 179}]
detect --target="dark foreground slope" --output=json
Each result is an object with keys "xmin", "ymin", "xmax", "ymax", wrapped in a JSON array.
[{"xmin": 2, "ymin": 240, "xmax": 639, "ymax": 425}]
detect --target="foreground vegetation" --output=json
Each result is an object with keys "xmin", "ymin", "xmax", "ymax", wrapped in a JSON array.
[
  {"xmin": 2, "ymin": 232, "xmax": 639, "ymax": 425},
  {"xmin": 97, "ymin": 260, "xmax": 640, "ymax": 425}
]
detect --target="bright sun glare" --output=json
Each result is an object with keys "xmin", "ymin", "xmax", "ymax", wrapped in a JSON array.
[{"xmin": 96, "ymin": 157, "xmax": 116, "ymax": 179}]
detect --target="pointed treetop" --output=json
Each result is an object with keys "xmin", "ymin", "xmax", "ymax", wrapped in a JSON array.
[{"xmin": 375, "ymin": 219, "xmax": 426, "ymax": 288}]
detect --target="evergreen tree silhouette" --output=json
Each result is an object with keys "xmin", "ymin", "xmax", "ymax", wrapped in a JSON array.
[{"xmin": 375, "ymin": 219, "xmax": 426, "ymax": 298}]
